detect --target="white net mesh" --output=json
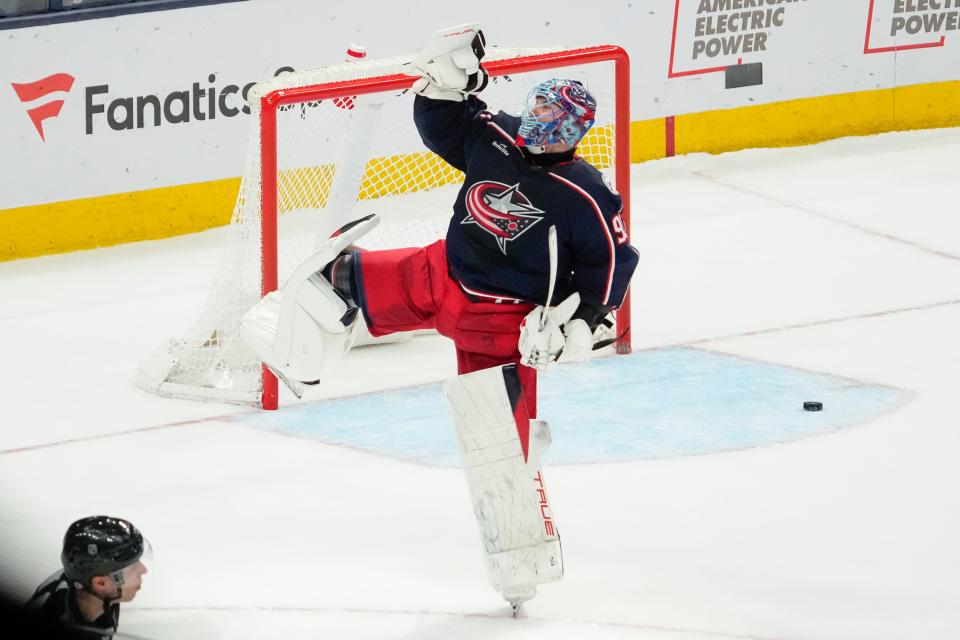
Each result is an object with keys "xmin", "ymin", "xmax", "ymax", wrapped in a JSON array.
[{"xmin": 137, "ymin": 47, "xmax": 621, "ymax": 406}]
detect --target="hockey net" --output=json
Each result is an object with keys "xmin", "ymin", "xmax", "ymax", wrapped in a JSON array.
[{"xmin": 136, "ymin": 45, "xmax": 631, "ymax": 409}]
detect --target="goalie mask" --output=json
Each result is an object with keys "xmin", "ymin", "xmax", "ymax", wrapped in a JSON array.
[{"xmin": 516, "ymin": 79, "xmax": 596, "ymax": 148}]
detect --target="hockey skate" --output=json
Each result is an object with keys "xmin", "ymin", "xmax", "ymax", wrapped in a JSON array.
[
  {"xmin": 505, "ymin": 587, "xmax": 537, "ymax": 617},
  {"xmin": 488, "ymin": 534, "xmax": 563, "ymax": 615}
]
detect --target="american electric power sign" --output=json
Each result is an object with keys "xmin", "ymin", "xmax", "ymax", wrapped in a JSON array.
[
  {"xmin": 865, "ymin": 0, "xmax": 960, "ymax": 52},
  {"xmin": 669, "ymin": 0, "xmax": 813, "ymax": 82},
  {"xmin": 668, "ymin": 0, "xmax": 959, "ymax": 85},
  {"xmin": 9, "ymin": 67, "xmax": 298, "ymax": 143}
]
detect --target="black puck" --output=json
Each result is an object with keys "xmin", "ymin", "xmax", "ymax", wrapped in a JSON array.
[{"xmin": 803, "ymin": 401, "xmax": 823, "ymax": 411}]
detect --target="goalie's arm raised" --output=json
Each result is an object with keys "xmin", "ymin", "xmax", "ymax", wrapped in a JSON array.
[
  {"xmin": 413, "ymin": 95, "xmax": 489, "ymax": 172},
  {"xmin": 412, "ymin": 23, "xmax": 491, "ymax": 171}
]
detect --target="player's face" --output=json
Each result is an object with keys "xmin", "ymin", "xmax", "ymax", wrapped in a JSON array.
[
  {"xmin": 531, "ymin": 96, "xmax": 563, "ymax": 123},
  {"xmin": 526, "ymin": 96, "xmax": 574, "ymax": 152},
  {"xmin": 117, "ymin": 561, "xmax": 148, "ymax": 602}
]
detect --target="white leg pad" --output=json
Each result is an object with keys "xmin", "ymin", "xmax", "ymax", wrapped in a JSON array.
[
  {"xmin": 444, "ymin": 365, "xmax": 563, "ymax": 608},
  {"xmin": 240, "ymin": 215, "xmax": 379, "ymax": 392}
]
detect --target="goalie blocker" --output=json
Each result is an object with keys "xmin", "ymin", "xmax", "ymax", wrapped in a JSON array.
[{"xmin": 444, "ymin": 364, "xmax": 563, "ymax": 611}]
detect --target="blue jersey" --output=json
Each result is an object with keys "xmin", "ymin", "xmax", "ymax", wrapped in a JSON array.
[{"xmin": 414, "ymin": 94, "xmax": 638, "ymax": 310}]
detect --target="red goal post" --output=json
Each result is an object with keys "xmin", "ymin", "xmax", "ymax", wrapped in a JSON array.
[{"xmin": 258, "ymin": 46, "xmax": 633, "ymax": 409}]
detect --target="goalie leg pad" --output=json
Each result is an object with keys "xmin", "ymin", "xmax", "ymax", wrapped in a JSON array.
[
  {"xmin": 240, "ymin": 272, "xmax": 356, "ymax": 390},
  {"xmin": 239, "ymin": 215, "xmax": 379, "ymax": 388},
  {"xmin": 444, "ymin": 364, "xmax": 563, "ymax": 607}
]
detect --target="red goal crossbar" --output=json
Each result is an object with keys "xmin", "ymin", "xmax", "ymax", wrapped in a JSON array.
[{"xmin": 258, "ymin": 45, "xmax": 632, "ymax": 410}]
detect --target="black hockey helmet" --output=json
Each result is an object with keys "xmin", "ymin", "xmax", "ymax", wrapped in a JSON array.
[{"xmin": 61, "ymin": 516, "xmax": 144, "ymax": 588}]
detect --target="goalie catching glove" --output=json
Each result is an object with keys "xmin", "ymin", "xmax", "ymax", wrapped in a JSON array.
[
  {"xmin": 413, "ymin": 22, "xmax": 488, "ymax": 101},
  {"xmin": 519, "ymin": 292, "xmax": 594, "ymax": 372}
]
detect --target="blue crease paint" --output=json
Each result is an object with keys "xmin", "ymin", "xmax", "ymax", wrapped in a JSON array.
[{"xmin": 235, "ymin": 347, "xmax": 904, "ymax": 467}]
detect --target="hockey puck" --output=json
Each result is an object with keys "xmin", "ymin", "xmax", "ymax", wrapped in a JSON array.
[{"xmin": 803, "ymin": 401, "xmax": 823, "ymax": 411}]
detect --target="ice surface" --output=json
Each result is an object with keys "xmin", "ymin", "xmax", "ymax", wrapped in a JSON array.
[{"xmin": 1, "ymin": 128, "xmax": 958, "ymax": 639}]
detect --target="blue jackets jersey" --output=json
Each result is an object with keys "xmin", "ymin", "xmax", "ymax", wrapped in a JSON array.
[{"xmin": 414, "ymin": 94, "xmax": 638, "ymax": 309}]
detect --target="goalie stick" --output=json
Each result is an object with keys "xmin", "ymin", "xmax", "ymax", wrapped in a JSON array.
[{"xmin": 539, "ymin": 225, "xmax": 559, "ymax": 332}]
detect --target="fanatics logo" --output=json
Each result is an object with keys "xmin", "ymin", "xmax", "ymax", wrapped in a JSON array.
[
  {"xmin": 10, "ymin": 72, "xmax": 75, "ymax": 141},
  {"xmin": 462, "ymin": 181, "xmax": 545, "ymax": 254},
  {"xmin": 492, "ymin": 140, "xmax": 510, "ymax": 156}
]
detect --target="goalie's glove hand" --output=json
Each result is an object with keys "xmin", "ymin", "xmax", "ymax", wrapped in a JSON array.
[
  {"xmin": 519, "ymin": 293, "xmax": 591, "ymax": 372},
  {"xmin": 558, "ymin": 318, "xmax": 593, "ymax": 363},
  {"xmin": 413, "ymin": 23, "xmax": 488, "ymax": 102}
]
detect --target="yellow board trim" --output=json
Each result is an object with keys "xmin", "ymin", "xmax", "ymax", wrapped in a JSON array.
[
  {"xmin": 3, "ymin": 80, "xmax": 959, "ymax": 262},
  {"xmin": 1, "ymin": 177, "xmax": 239, "ymax": 261},
  {"xmin": 631, "ymin": 117, "xmax": 667, "ymax": 163},
  {"xmin": 669, "ymin": 79, "xmax": 960, "ymax": 157}
]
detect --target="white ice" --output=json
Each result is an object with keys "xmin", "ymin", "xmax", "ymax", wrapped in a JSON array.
[{"xmin": 1, "ymin": 127, "xmax": 959, "ymax": 639}]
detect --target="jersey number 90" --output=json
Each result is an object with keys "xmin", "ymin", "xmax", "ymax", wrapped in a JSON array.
[{"xmin": 611, "ymin": 214, "xmax": 628, "ymax": 245}]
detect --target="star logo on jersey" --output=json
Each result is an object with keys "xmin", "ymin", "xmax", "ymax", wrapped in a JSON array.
[{"xmin": 462, "ymin": 181, "xmax": 545, "ymax": 254}]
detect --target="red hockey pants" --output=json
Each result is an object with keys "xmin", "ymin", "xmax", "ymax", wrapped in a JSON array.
[{"xmin": 354, "ymin": 240, "xmax": 538, "ymax": 416}]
